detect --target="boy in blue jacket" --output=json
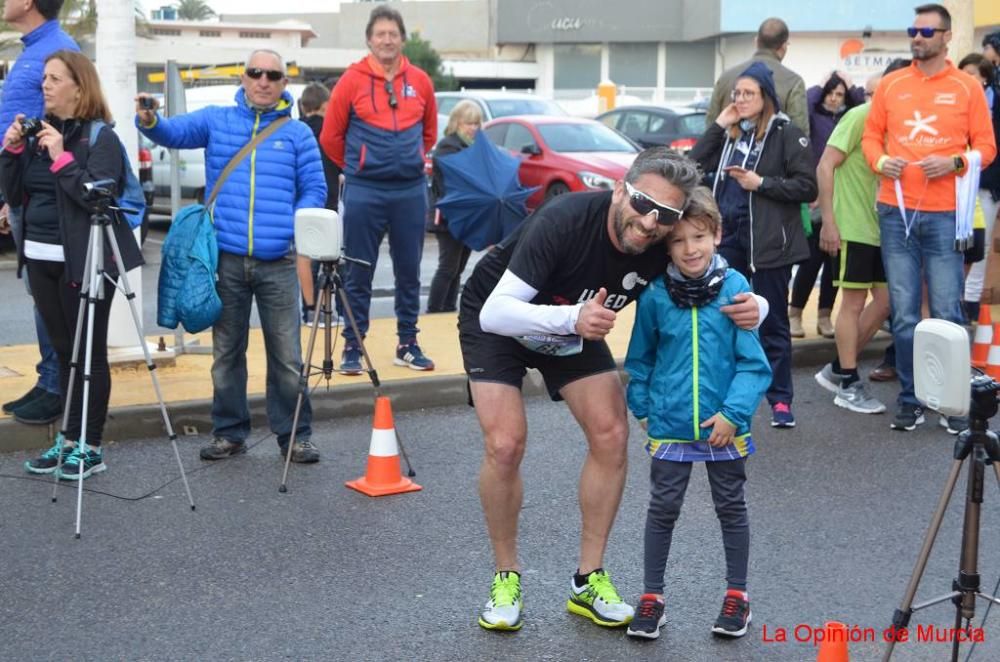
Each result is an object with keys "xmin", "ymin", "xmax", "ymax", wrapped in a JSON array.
[{"xmin": 624, "ymin": 187, "xmax": 771, "ymax": 641}]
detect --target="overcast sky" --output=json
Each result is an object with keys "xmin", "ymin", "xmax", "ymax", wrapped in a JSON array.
[{"xmin": 198, "ymin": 0, "xmax": 336, "ymax": 15}]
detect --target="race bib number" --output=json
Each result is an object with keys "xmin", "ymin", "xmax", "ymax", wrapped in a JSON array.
[{"xmin": 514, "ymin": 333, "xmax": 583, "ymax": 356}]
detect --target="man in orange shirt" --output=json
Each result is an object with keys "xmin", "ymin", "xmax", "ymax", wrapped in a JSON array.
[{"xmin": 861, "ymin": 3, "xmax": 996, "ymax": 432}]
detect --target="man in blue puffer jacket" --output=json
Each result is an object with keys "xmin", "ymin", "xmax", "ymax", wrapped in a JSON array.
[{"xmin": 136, "ymin": 49, "xmax": 327, "ymax": 464}]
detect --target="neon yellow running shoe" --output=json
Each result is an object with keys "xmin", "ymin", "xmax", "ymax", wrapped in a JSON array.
[
  {"xmin": 567, "ymin": 569, "xmax": 634, "ymax": 627},
  {"xmin": 479, "ymin": 571, "xmax": 522, "ymax": 631}
]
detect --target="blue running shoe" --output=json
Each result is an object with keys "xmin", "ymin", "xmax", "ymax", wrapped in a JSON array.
[
  {"xmin": 394, "ymin": 341, "xmax": 434, "ymax": 371},
  {"xmin": 58, "ymin": 445, "xmax": 106, "ymax": 480},
  {"xmin": 25, "ymin": 434, "xmax": 73, "ymax": 475}
]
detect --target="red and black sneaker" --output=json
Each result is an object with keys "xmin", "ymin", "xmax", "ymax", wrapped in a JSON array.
[
  {"xmin": 626, "ymin": 593, "xmax": 666, "ymax": 640},
  {"xmin": 711, "ymin": 589, "xmax": 751, "ymax": 638}
]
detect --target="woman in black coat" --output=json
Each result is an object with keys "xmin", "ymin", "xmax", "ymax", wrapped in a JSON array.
[
  {"xmin": 426, "ymin": 100, "xmax": 483, "ymax": 313},
  {"xmin": 0, "ymin": 50, "xmax": 143, "ymax": 479},
  {"xmin": 689, "ymin": 61, "xmax": 817, "ymax": 429}
]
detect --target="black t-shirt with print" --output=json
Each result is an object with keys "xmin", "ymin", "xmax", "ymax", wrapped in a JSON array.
[{"xmin": 461, "ymin": 191, "xmax": 669, "ymax": 321}]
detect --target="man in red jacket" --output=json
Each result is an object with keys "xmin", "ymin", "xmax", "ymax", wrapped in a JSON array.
[{"xmin": 320, "ymin": 6, "xmax": 437, "ymax": 375}]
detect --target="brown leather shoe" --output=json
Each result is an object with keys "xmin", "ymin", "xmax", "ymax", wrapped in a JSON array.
[{"xmin": 869, "ymin": 364, "xmax": 897, "ymax": 382}]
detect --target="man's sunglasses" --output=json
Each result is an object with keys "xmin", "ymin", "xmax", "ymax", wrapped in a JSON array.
[
  {"xmin": 625, "ymin": 181, "xmax": 684, "ymax": 225},
  {"xmin": 906, "ymin": 26, "xmax": 948, "ymax": 38},
  {"xmin": 245, "ymin": 67, "xmax": 284, "ymax": 82},
  {"xmin": 384, "ymin": 80, "xmax": 398, "ymax": 108}
]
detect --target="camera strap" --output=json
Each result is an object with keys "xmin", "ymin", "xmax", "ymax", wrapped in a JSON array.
[{"xmin": 204, "ymin": 116, "xmax": 291, "ymax": 212}]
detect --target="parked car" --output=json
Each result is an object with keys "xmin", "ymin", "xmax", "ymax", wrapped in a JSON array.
[
  {"xmin": 436, "ymin": 90, "xmax": 566, "ymax": 124},
  {"xmin": 482, "ymin": 115, "xmax": 639, "ymax": 210},
  {"xmin": 146, "ymin": 83, "xmax": 306, "ymax": 206},
  {"xmin": 596, "ymin": 104, "xmax": 706, "ymax": 153}
]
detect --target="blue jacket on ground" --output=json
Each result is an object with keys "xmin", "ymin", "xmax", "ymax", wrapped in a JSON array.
[
  {"xmin": 625, "ymin": 269, "xmax": 771, "ymax": 451},
  {"xmin": 137, "ymin": 88, "xmax": 327, "ymax": 260},
  {"xmin": 0, "ymin": 20, "xmax": 78, "ymax": 129},
  {"xmin": 157, "ymin": 204, "xmax": 221, "ymax": 333}
]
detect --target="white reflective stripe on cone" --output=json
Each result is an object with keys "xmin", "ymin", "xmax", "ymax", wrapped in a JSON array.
[{"xmin": 368, "ymin": 428, "xmax": 399, "ymax": 457}]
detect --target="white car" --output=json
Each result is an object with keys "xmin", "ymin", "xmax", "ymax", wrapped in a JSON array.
[{"xmin": 146, "ymin": 83, "xmax": 306, "ymax": 204}]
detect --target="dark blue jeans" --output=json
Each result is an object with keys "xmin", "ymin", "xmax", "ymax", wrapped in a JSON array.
[
  {"xmin": 212, "ymin": 252, "xmax": 311, "ymax": 446},
  {"xmin": 877, "ymin": 204, "xmax": 964, "ymax": 407},
  {"xmin": 340, "ymin": 181, "xmax": 427, "ymax": 344}
]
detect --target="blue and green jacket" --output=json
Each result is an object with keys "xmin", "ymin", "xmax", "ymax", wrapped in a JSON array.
[
  {"xmin": 137, "ymin": 88, "xmax": 326, "ymax": 260},
  {"xmin": 625, "ymin": 269, "xmax": 771, "ymax": 457}
]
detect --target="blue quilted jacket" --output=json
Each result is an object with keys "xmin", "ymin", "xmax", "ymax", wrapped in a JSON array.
[
  {"xmin": 157, "ymin": 204, "xmax": 221, "ymax": 334},
  {"xmin": 0, "ymin": 21, "xmax": 78, "ymax": 129},
  {"xmin": 137, "ymin": 88, "xmax": 327, "ymax": 260}
]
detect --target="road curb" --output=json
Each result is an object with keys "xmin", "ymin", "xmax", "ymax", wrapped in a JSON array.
[{"xmin": 0, "ymin": 335, "xmax": 890, "ymax": 453}]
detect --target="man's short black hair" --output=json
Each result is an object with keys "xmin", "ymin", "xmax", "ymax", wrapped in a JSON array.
[
  {"xmin": 958, "ymin": 53, "xmax": 996, "ymax": 86},
  {"xmin": 914, "ymin": 4, "xmax": 951, "ymax": 30},
  {"xmin": 366, "ymin": 6, "xmax": 407, "ymax": 41},
  {"xmin": 35, "ymin": 0, "xmax": 65, "ymax": 20},
  {"xmin": 757, "ymin": 18, "xmax": 790, "ymax": 51},
  {"xmin": 884, "ymin": 58, "xmax": 912, "ymax": 76}
]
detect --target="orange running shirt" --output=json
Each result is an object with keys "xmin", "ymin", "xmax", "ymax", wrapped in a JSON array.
[{"xmin": 861, "ymin": 60, "xmax": 996, "ymax": 211}]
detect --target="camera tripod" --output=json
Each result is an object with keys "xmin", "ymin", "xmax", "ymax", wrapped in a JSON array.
[
  {"xmin": 883, "ymin": 376, "xmax": 1000, "ymax": 661},
  {"xmin": 278, "ymin": 257, "xmax": 416, "ymax": 492},
  {"xmin": 51, "ymin": 195, "xmax": 195, "ymax": 538}
]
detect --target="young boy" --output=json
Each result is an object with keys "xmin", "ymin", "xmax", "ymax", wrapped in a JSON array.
[{"xmin": 624, "ymin": 187, "xmax": 771, "ymax": 640}]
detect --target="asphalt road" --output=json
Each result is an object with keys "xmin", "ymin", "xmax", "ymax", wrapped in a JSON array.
[
  {"xmin": 3, "ymin": 363, "xmax": 1000, "ymax": 661},
  {"xmin": 0, "ymin": 219, "xmax": 487, "ymax": 346}
]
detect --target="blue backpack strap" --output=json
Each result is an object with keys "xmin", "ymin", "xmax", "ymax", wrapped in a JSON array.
[{"xmin": 86, "ymin": 119, "xmax": 146, "ymax": 229}]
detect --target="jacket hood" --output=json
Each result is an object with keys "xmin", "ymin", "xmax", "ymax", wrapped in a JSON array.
[
  {"xmin": 234, "ymin": 87, "xmax": 294, "ymax": 117},
  {"xmin": 350, "ymin": 54, "xmax": 414, "ymax": 81},
  {"xmin": 738, "ymin": 61, "xmax": 781, "ymax": 113}
]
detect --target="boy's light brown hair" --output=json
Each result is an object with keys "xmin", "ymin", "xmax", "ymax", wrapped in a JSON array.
[{"xmin": 679, "ymin": 186, "xmax": 722, "ymax": 235}]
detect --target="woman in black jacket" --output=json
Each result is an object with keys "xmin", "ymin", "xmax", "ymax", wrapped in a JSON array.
[
  {"xmin": 690, "ymin": 61, "xmax": 817, "ymax": 429},
  {"xmin": 0, "ymin": 50, "xmax": 143, "ymax": 479},
  {"xmin": 426, "ymin": 100, "xmax": 483, "ymax": 313}
]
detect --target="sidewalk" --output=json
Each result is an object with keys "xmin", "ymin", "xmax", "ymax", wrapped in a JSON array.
[{"xmin": 0, "ymin": 302, "xmax": 877, "ymax": 451}]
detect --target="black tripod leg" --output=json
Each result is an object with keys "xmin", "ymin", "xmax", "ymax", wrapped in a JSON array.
[
  {"xmin": 103, "ymin": 224, "xmax": 196, "ymax": 511},
  {"xmin": 334, "ymin": 279, "xmax": 416, "ymax": 478},
  {"xmin": 279, "ymin": 279, "xmax": 324, "ymax": 493},
  {"xmin": 882, "ymin": 457, "xmax": 966, "ymax": 661}
]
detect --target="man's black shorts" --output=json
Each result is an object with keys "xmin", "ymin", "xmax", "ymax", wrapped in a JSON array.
[
  {"xmin": 834, "ymin": 240, "xmax": 886, "ymax": 289},
  {"xmin": 459, "ymin": 316, "xmax": 616, "ymax": 402}
]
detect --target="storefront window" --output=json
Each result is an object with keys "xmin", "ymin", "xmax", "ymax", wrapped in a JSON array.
[
  {"xmin": 609, "ymin": 43, "xmax": 657, "ymax": 87},
  {"xmin": 664, "ymin": 42, "xmax": 715, "ymax": 87},
  {"xmin": 554, "ymin": 44, "xmax": 601, "ymax": 90}
]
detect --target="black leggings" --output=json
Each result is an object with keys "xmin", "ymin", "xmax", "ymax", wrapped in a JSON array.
[
  {"xmin": 790, "ymin": 221, "xmax": 837, "ymax": 310},
  {"xmin": 26, "ymin": 259, "xmax": 113, "ymax": 446},
  {"xmin": 644, "ymin": 458, "xmax": 750, "ymax": 594},
  {"xmin": 427, "ymin": 231, "xmax": 472, "ymax": 313}
]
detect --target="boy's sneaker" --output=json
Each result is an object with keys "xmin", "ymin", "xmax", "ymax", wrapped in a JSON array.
[
  {"xmin": 834, "ymin": 381, "xmax": 886, "ymax": 414},
  {"xmin": 58, "ymin": 445, "xmax": 106, "ymax": 480},
  {"xmin": 711, "ymin": 589, "xmax": 751, "ymax": 638},
  {"xmin": 24, "ymin": 434, "xmax": 74, "ymax": 475},
  {"xmin": 567, "ymin": 569, "xmax": 634, "ymax": 627},
  {"xmin": 770, "ymin": 402, "xmax": 796, "ymax": 428},
  {"xmin": 891, "ymin": 404, "xmax": 925, "ymax": 431},
  {"xmin": 199, "ymin": 437, "xmax": 247, "ymax": 460},
  {"xmin": 814, "ymin": 363, "xmax": 846, "ymax": 394},
  {"xmin": 626, "ymin": 594, "xmax": 666, "ymax": 640},
  {"xmin": 479, "ymin": 571, "xmax": 522, "ymax": 631},
  {"xmin": 939, "ymin": 415, "xmax": 969, "ymax": 435},
  {"xmin": 394, "ymin": 341, "xmax": 434, "ymax": 371},
  {"xmin": 339, "ymin": 345, "xmax": 363, "ymax": 375}
]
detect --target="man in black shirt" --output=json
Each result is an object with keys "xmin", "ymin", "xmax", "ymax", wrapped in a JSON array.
[{"xmin": 462, "ymin": 148, "xmax": 764, "ymax": 631}]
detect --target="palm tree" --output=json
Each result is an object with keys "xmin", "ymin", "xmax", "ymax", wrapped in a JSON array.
[
  {"xmin": 59, "ymin": 0, "xmax": 150, "ymax": 40},
  {"xmin": 175, "ymin": 0, "xmax": 216, "ymax": 21}
]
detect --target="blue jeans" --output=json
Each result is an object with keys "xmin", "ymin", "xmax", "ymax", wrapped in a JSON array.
[
  {"xmin": 211, "ymin": 252, "xmax": 311, "ymax": 446},
  {"xmin": 877, "ymin": 204, "xmax": 964, "ymax": 407}
]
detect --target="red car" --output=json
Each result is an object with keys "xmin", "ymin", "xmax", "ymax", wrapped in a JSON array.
[{"xmin": 482, "ymin": 115, "xmax": 639, "ymax": 211}]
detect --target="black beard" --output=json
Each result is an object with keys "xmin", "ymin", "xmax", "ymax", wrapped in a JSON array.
[{"xmin": 613, "ymin": 203, "xmax": 650, "ymax": 255}]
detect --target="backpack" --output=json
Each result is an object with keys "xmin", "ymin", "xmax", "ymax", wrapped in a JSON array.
[
  {"xmin": 88, "ymin": 120, "xmax": 146, "ymax": 229},
  {"xmin": 157, "ymin": 203, "xmax": 221, "ymax": 333}
]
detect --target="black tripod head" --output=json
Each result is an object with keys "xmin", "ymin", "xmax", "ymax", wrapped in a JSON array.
[
  {"xmin": 81, "ymin": 179, "xmax": 137, "ymax": 222},
  {"xmin": 969, "ymin": 374, "xmax": 999, "ymax": 423}
]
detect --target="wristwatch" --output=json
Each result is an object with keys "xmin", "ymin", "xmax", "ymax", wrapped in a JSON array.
[{"xmin": 953, "ymin": 156, "xmax": 965, "ymax": 173}]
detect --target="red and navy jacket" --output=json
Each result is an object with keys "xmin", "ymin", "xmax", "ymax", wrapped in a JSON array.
[{"xmin": 320, "ymin": 54, "xmax": 437, "ymax": 188}]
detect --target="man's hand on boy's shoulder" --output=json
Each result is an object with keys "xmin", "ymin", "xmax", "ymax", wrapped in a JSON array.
[{"xmin": 720, "ymin": 292, "xmax": 760, "ymax": 329}]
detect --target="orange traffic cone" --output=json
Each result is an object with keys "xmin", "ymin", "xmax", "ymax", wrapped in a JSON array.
[
  {"xmin": 986, "ymin": 324, "xmax": 1000, "ymax": 381},
  {"xmin": 971, "ymin": 307, "xmax": 993, "ymax": 368},
  {"xmin": 815, "ymin": 621, "xmax": 850, "ymax": 661},
  {"xmin": 346, "ymin": 396, "xmax": 422, "ymax": 497}
]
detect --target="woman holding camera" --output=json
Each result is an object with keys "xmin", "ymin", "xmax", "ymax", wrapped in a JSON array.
[{"xmin": 0, "ymin": 50, "xmax": 143, "ymax": 479}]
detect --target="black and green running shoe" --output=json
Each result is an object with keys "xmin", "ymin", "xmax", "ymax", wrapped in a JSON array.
[
  {"xmin": 567, "ymin": 569, "xmax": 634, "ymax": 627},
  {"xmin": 24, "ymin": 434, "xmax": 74, "ymax": 475},
  {"xmin": 58, "ymin": 445, "xmax": 106, "ymax": 480},
  {"xmin": 478, "ymin": 571, "xmax": 522, "ymax": 631}
]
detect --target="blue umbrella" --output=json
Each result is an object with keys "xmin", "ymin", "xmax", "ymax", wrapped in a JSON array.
[{"xmin": 434, "ymin": 131, "xmax": 537, "ymax": 251}]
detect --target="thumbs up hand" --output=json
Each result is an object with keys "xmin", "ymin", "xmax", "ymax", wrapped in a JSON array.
[{"xmin": 575, "ymin": 288, "xmax": 617, "ymax": 340}]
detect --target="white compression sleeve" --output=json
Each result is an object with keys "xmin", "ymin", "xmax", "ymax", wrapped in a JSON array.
[{"xmin": 479, "ymin": 270, "xmax": 583, "ymax": 337}]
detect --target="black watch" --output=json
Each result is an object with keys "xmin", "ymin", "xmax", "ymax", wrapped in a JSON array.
[{"xmin": 954, "ymin": 156, "xmax": 965, "ymax": 173}]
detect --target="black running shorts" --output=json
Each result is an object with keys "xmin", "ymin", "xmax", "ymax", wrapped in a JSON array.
[{"xmin": 834, "ymin": 241, "xmax": 886, "ymax": 289}]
